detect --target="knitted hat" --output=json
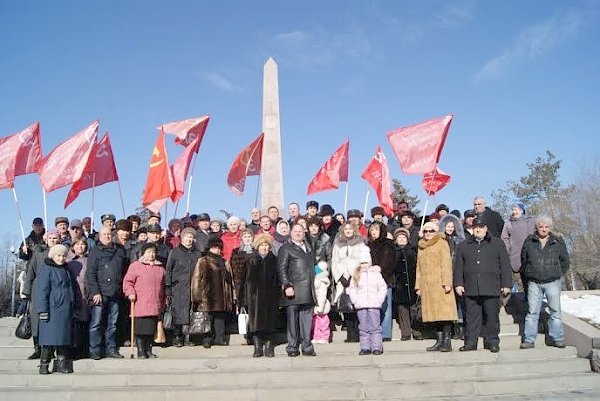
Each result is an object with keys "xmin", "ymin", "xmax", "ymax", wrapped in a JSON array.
[
  {"xmin": 48, "ymin": 244, "xmax": 69, "ymax": 259},
  {"xmin": 180, "ymin": 227, "xmax": 197, "ymax": 239},
  {"xmin": 422, "ymin": 222, "xmax": 439, "ymax": 232},
  {"xmin": 358, "ymin": 246, "xmax": 372, "ymax": 265},
  {"xmin": 393, "ymin": 227, "xmax": 410, "ymax": 239}
]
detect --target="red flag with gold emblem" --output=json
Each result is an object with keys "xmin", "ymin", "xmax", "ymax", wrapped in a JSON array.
[
  {"xmin": 161, "ymin": 116, "xmax": 210, "ymax": 150},
  {"xmin": 422, "ymin": 167, "xmax": 451, "ymax": 195},
  {"xmin": 227, "ymin": 133, "xmax": 264, "ymax": 196},
  {"xmin": 361, "ymin": 146, "xmax": 394, "ymax": 216},
  {"xmin": 142, "ymin": 128, "xmax": 174, "ymax": 211}
]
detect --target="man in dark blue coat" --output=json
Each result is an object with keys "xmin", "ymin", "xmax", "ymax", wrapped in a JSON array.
[
  {"xmin": 277, "ymin": 224, "xmax": 317, "ymax": 357},
  {"xmin": 86, "ymin": 227, "xmax": 128, "ymax": 359}
]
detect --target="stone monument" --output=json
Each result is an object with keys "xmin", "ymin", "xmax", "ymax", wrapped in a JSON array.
[{"xmin": 260, "ymin": 57, "xmax": 284, "ymax": 212}]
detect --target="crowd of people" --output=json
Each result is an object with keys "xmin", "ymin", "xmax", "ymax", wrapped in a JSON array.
[{"xmin": 16, "ymin": 196, "xmax": 571, "ymax": 374}]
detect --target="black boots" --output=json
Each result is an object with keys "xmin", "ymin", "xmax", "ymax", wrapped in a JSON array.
[
  {"xmin": 39, "ymin": 346, "xmax": 52, "ymax": 375},
  {"xmin": 39, "ymin": 346, "xmax": 73, "ymax": 374},
  {"xmin": 137, "ymin": 336, "xmax": 148, "ymax": 359},
  {"xmin": 452, "ymin": 323, "xmax": 464, "ymax": 340},
  {"xmin": 264, "ymin": 338, "xmax": 275, "ymax": 358},
  {"xmin": 173, "ymin": 334, "xmax": 184, "ymax": 348},
  {"xmin": 145, "ymin": 336, "xmax": 157, "ymax": 358},
  {"xmin": 427, "ymin": 332, "xmax": 443, "ymax": 351},
  {"xmin": 253, "ymin": 335, "xmax": 264, "ymax": 358},
  {"xmin": 439, "ymin": 326, "xmax": 452, "ymax": 352},
  {"xmin": 28, "ymin": 338, "xmax": 41, "ymax": 360}
]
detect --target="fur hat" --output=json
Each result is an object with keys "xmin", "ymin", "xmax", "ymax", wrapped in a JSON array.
[
  {"xmin": 148, "ymin": 211, "xmax": 161, "ymax": 221},
  {"xmin": 197, "ymin": 213, "xmax": 210, "ymax": 221},
  {"xmin": 358, "ymin": 246, "xmax": 372, "ymax": 265},
  {"xmin": 473, "ymin": 216, "xmax": 487, "ymax": 227},
  {"xmin": 140, "ymin": 242, "xmax": 159, "ymax": 255},
  {"xmin": 146, "ymin": 224, "xmax": 162, "ymax": 233},
  {"xmin": 252, "ymin": 233, "xmax": 273, "ymax": 249},
  {"xmin": 207, "ymin": 237, "xmax": 224, "ymax": 250},
  {"xmin": 393, "ymin": 227, "xmax": 410, "ymax": 240},
  {"xmin": 48, "ymin": 244, "xmax": 69, "ymax": 259},
  {"xmin": 180, "ymin": 227, "xmax": 197, "ymax": 239},
  {"xmin": 115, "ymin": 219, "xmax": 132, "ymax": 232},
  {"xmin": 306, "ymin": 200, "xmax": 319, "ymax": 210},
  {"xmin": 100, "ymin": 214, "xmax": 116, "ymax": 223},
  {"xmin": 422, "ymin": 221, "xmax": 439, "ymax": 232},
  {"xmin": 464, "ymin": 209, "xmax": 476, "ymax": 219},
  {"xmin": 347, "ymin": 209, "xmax": 362, "ymax": 219},
  {"xmin": 318, "ymin": 204, "xmax": 335, "ymax": 217},
  {"xmin": 435, "ymin": 203, "xmax": 449, "ymax": 213},
  {"xmin": 127, "ymin": 215, "xmax": 141, "ymax": 224},
  {"xmin": 370, "ymin": 206, "xmax": 385, "ymax": 218}
]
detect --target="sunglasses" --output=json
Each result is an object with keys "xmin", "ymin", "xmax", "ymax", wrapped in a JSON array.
[{"xmin": 422, "ymin": 229, "xmax": 436, "ymax": 234}]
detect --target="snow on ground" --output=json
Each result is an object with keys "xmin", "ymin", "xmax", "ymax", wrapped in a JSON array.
[{"xmin": 561, "ymin": 294, "xmax": 600, "ymax": 326}]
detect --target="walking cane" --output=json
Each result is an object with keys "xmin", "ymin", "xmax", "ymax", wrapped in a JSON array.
[{"xmin": 130, "ymin": 301, "xmax": 135, "ymax": 359}]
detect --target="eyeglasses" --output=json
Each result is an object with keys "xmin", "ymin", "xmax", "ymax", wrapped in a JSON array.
[{"xmin": 422, "ymin": 229, "xmax": 436, "ymax": 234}]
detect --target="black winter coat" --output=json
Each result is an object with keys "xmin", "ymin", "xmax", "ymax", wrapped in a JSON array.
[
  {"xmin": 521, "ymin": 233, "xmax": 570, "ymax": 284},
  {"xmin": 394, "ymin": 244, "xmax": 418, "ymax": 305},
  {"xmin": 165, "ymin": 244, "xmax": 203, "ymax": 325},
  {"xmin": 277, "ymin": 241, "xmax": 316, "ymax": 306},
  {"xmin": 86, "ymin": 243, "xmax": 128, "ymax": 299},
  {"xmin": 306, "ymin": 231, "xmax": 332, "ymax": 266},
  {"xmin": 476, "ymin": 207, "xmax": 505, "ymax": 238},
  {"xmin": 453, "ymin": 234, "xmax": 512, "ymax": 296},
  {"xmin": 18, "ymin": 230, "xmax": 45, "ymax": 262},
  {"xmin": 322, "ymin": 220, "xmax": 341, "ymax": 244},
  {"xmin": 243, "ymin": 252, "xmax": 280, "ymax": 333},
  {"xmin": 368, "ymin": 236, "xmax": 397, "ymax": 287}
]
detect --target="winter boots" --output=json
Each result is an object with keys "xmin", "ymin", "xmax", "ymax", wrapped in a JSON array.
[
  {"xmin": 426, "ymin": 332, "xmax": 444, "ymax": 351},
  {"xmin": 439, "ymin": 326, "xmax": 452, "ymax": 352},
  {"xmin": 264, "ymin": 338, "xmax": 275, "ymax": 358},
  {"xmin": 253, "ymin": 336, "xmax": 264, "ymax": 358},
  {"xmin": 39, "ymin": 346, "xmax": 73, "ymax": 374},
  {"xmin": 137, "ymin": 336, "xmax": 158, "ymax": 359}
]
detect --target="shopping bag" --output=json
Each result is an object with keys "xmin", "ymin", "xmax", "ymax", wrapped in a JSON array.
[{"xmin": 237, "ymin": 307, "xmax": 249, "ymax": 335}]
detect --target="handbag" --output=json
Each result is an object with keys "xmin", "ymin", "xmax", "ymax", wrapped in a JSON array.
[
  {"xmin": 182, "ymin": 311, "xmax": 211, "ymax": 335},
  {"xmin": 154, "ymin": 321, "xmax": 166, "ymax": 344},
  {"xmin": 336, "ymin": 289, "xmax": 354, "ymax": 313},
  {"xmin": 162, "ymin": 303, "xmax": 174, "ymax": 331},
  {"xmin": 409, "ymin": 296, "xmax": 422, "ymax": 324},
  {"xmin": 15, "ymin": 309, "xmax": 32, "ymax": 340},
  {"xmin": 237, "ymin": 307, "xmax": 249, "ymax": 335}
]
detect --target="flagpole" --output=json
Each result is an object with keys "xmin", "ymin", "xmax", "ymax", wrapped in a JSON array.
[
  {"xmin": 185, "ymin": 151, "xmax": 199, "ymax": 214},
  {"xmin": 90, "ymin": 173, "xmax": 96, "ymax": 230},
  {"xmin": 344, "ymin": 181, "xmax": 349, "ymax": 215},
  {"xmin": 419, "ymin": 198, "xmax": 430, "ymax": 231},
  {"xmin": 173, "ymin": 200, "xmax": 180, "ymax": 219},
  {"xmin": 254, "ymin": 173, "xmax": 261, "ymax": 208},
  {"xmin": 11, "ymin": 186, "xmax": 28, "ymax": 255},
  {"xmin": 363, "ymin": 190, "xmax": 370, "ymax": 220},
  {"xmin": 42, "ymin": 188, "xmax": 47, "ymax": 229}
]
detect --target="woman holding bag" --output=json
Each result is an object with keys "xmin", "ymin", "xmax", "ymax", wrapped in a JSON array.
[{"xmin": 123, "ymin": 243, "xmax": 166, "ymax": 359}]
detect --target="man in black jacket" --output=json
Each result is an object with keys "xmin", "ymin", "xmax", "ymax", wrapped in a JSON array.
[
  {"xmin": 473, "ymin": 196, "xmax": 505, "ymax": 237},
  {"xmin": 520, "ymin": 215, "xmax": 570, "ymax": 349},
  {"xmin": 454, "ymin": 217, "xmax": 512, "ymax": 353},
  {"xmin": 86, "ymin": 227, "xmax": 128, "ymax": 359},
  {"xmin": 277, "ymin": 223, "xmax": 317, "ymax": 357}
]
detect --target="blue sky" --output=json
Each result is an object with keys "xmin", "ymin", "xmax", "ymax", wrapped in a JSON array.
[{"xmin": 1, "ymin": 1, "xmax": 599, "ymax": 244}]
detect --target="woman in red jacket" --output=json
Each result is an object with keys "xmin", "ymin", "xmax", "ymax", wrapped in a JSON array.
[{"xmin": 123, "ymin": 243, "xmax": 165, "ymax": 359}]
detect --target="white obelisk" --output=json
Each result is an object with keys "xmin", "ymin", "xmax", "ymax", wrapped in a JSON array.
[{"xmin": 260, "ymin": 57, "xmax": 284, "ymax": 212}]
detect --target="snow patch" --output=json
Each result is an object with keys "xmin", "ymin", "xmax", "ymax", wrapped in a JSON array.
[{"xmin": 561, "ymin": 294, "xmax": 600, "ymax": 326}]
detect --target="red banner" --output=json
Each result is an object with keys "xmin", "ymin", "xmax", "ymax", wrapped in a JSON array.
[
  {"xmin": 65, "ymin": 133, "xmax": 119, "ymax": 208},
  {"xmin": 38, "ymin": 120, "xmax": 99, "ymax": 192},
  {"xmin": 307, "ymin": 140, "xmax": 349, "ymax": 195},
  {"xmin": 387, "ymin": 114, "xmax": 453, "ymax": 174},
  {"xmin": 227, "ymin": 133, "xmax": 264, "ymax": 196},
  {"xmin": 422, "ymin": 167, "xmax": 451, "ymax": 195},
  {"xmin": 0, "ymin": 122, "xmax": 42, "ymax": 189},
  {"xmin": 142, "ymin": 128, "xmax": 174, "ymax": 212},
  {"xmin": 161, "ymin": 116, "xmax": 210, "ymax": 149},
  {"xmin": 170, "ymin": 133, "xmax": 201, "ymax": 203},
  {"xmin": 361, "ymin": 146, "xmax": 394, "ymax": 216}
]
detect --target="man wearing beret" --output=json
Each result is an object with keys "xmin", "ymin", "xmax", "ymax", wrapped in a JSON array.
[{"xmin": 454, "ymin": 217, "xmax": 512, "ymax": 353}]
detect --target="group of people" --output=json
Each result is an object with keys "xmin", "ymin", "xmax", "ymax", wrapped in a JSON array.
[{"xmin": 16, "ymin": 196, "xmax": 571, "ymax": 374}]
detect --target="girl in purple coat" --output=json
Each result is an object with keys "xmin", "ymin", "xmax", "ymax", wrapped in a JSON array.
[
  {"xmin": 348, "ymin": 246, "xmax": 387, "ymax": 355},
  {"xmin": 123, "ymin": 243, "xmax": 165, "ymax": 359}
]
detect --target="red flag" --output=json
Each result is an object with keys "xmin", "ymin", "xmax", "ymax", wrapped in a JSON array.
[
  {"xmin": 38, "ymin": 120, "xmax": 99, "ymax": 192},
  {"xmin": 170, "ymin": 133, "xmax": 201, "ymax": 203},
  {"xmin": 361, "ymin": 146, "xmax": 394, "ymax": 216},
  {"xmin": 64, "ymin": 133, "xmax": 119, "ymax": 208},
  {"xmin": 142, "ymin": 128, "xmax": 174, "ymax": 212},
  {"xmin": 0, "ymin": 122, "xmax": 42, "ymax": 189},
  {"xmin": 387, "ymin": 114, "xmax": 453, "ymax": 174},
  {"xmin": 422, "ymin": 167, "xmax": 451, "ymax": 196},
  {"xmin": 161, "ymin": 116, "xmax": 210, "ymax": 150},
  {"xmin": 307, "ymin": 140, "xmax": 350, "ymax": 195},
  {"xmin": 227, "ymin": 133, "xmax": 264, "ymax": 196}
]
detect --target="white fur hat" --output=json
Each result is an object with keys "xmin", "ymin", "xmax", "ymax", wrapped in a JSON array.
[{"xmin": 358, "ymin": 246, "xmax": 372, "ymax": 265}]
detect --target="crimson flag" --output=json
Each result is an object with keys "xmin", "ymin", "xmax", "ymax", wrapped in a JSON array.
[
  {"xmin": 38, "ymin": 120, "xmax": 99, "ymax": 192},
  {"xmin": 161, "ymin": 116, "xmax": 210, "ymax": 149},
  {"xmin": 307, "ymin": 140, "xmax": 350, "ymax": 195},
  {"xmin": 422, "ymin": 167, "xmax": 451, "ymax": 195},
  {"xmin": 142, "ymin": 128, "xmax": 174, "ymax": 212},
  {"xmin": 170, "ymin": 132, "xmax": 202, "ymax": 203},
  {"xmin": 361, "ymin": 146, "xmax": 394, "ymax": 216},
  {"xmin": 0, "ymin": 122, "xmax": 42, "ymax": 189},
  {"xmin": 227, "ymin": 133, "xmax": 264, "ymax": 196},
  {"xmin": 64, "ymin": 133, "xmax": 119, "ymax": 208},
  {"xmin": 387, "ymin": 114, "xmax": 453, "ymax": 174}
]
